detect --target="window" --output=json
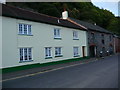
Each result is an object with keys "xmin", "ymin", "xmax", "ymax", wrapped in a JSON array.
[
  {"xmin": 19, "ymin": 24, "xmax": 23, "ymax": 34},
  {"xmin": 19, "ymin": 48, "xmax": 32, "ymax": 62},
  {"xmin": 18, "ymin": 23, "xmax": 32, "ymax": 35},
  {"xmin": 54, "ymin": 28, "xmax": 61, "ymax": 39},
  {"xmin": 45, "ymin": 47, "xmax": 52, "ymax": 58},
  {"xmin": 109, "ymin": 35, "xmax": 112, "ymax": 41},
  {"xmin": 24, "ymin": 24, "xmax": 27, "ymax": 35},
  {"xmin": 91, "ymin": 33, "xmax": 95, "ymax": 42},
  {"xmin": 102, "ymin": 39, "xmax": 105, "ymax": 44},
  {"xmin": 73, "ymin": 47, "xmax": 79, "ymax": 57},
  {"xmin": 91, "ymin": 33, "xmax": 95, "ymax": 39},
  {"xmin": 101, "ymin": 34, "xmax": 105, "ymax": 44},
  {"xmin": 73, "ymin": 31, "xmax": 79, "ymax": 40},
  {"xmin": 101, "ymin": 34, "xmax": 104, "ymax": 39},
  {"xmin": 28, "ymin": 25, "xmax": 32, "ymax": 35},
  {"xmin": 55, "ymin": 47, "xmax": 62, "ymax": 57}
]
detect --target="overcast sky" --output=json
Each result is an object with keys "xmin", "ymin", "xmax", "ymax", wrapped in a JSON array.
[{"xmin": 0, "ymin": 0, "xmax": 119, "ymax": 16}]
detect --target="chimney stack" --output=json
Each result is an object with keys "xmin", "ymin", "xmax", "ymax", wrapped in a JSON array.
[{"xmin": 62, "ymin": 11, "xmax": 68, "ymax": 19}]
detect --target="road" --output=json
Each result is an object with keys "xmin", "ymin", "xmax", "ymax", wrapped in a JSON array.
[{"xmin": 2, "ymin": 54, "xmax": 119, "ymax": 88}]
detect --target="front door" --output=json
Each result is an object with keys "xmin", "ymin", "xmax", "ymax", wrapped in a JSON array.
[
  {"xmin": 90, "ymin": 46, "xmax": 95, "ymax": 57},
  {"xmin": 82, "ymin": 46, "xmax": 85, "ymax": 57}
]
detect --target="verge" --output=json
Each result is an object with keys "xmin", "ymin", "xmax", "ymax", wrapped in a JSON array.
[{"xmin": 1, "ymin": 56, "xmax": 90, "ymax": 74}]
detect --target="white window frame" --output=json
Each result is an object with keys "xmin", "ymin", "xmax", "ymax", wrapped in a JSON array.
[
  {"xmin": 73, "ymin": 47, "xmax": 79, "ymax": 56},
  {"xmin": 19, "ymin": 48, "xmax": 32, "ymax": 62},
  {"xmin": 54, "ymin": 28, "xmax": 61, "ymax": 39},
  {"xmin": 73, "ymin": 31, "xmax": 79, "ymax": 40},
  {"xmin": 19, "ymin": 24, "xmax": 23, "ymax": 34},
  {"xmin": 55, "ymin": 47, "xmax": 62, "ymax": 56},
  {"xmin": 24, "ymin": 24, "xmax": 27, "ymax": 35},
  {"xmin": 18, "ymin": 23, "xmax": 32, "ymax": 35},
  {"xmin": 28, "ymin": 25, "xmax": 32, "ymax": 35},
  {"xmin": 45, "ymin": 47, "xmax": 52, "ymax": 58}
]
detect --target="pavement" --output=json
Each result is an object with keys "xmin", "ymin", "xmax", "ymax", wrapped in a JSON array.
[
  {"xmin": 2, "ymin": 57, "xmax": 97, "ymax": 81},
  {"xmin": 1, "ymin": 54, "xmax": 119, "ymax": 88}
]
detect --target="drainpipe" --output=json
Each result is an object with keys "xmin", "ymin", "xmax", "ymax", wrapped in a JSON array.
[
  {"xmin": 113, "ymin": 36, "xmax": 116, "ymax": 53},
  {"xmin": 86, "ymin": 30, "xmax": 89, "ymax": 57},
  {"xmin": 94, "ymin": 46, "xmax": 97, "ymax": 56}
]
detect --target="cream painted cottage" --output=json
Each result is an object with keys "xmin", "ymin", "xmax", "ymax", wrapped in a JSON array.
[{"xmin": 1, "ymin": 4, "xmax": 88, "ymax": 68}]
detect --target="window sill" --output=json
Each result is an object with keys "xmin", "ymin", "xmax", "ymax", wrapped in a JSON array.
[
  {"xmin": 73, "ymin": 38, "xmax": 79, "ymax": 40},
  {"xmin": 74, "ymin": 55, "xmax": 80, "ymax": 57},
  {"xmin": 18, "ymin": 34, "xmax": 33, "ymax": 36},
  {"xmin": 54, "ymin": 37, "xmax": 62, "ymax": 40},
  {"xmin": 55, "ymin": 55, "xmax": 63, "ymax": 57},
  {"xmin": 19, "ymin": 60, "xmax": 33, "ymax": 63},
  {"xmin": 45, "ymin": 57, "xmax": 52, "ymax": 59}
]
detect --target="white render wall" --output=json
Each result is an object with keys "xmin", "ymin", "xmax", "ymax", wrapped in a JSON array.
[{"xmin": 2, "ymin": 16, "xmax": 88, "ymax": 68}]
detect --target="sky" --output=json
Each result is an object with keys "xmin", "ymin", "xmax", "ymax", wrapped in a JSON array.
[
  {"xmin": 0, "ymin": 0, "xmax": 119, "ymax": 16},
  {"xmin": 91, "ymin": 0, "xmax": 119, "ymax": 16}
]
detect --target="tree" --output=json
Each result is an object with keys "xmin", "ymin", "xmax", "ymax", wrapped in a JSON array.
[{"xmin": 6, "ymin": 2, "xmax": 119, "ymax": 35}]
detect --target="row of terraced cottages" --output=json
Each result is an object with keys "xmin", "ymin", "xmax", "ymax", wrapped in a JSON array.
[{"xmin": 1, "ymin": 4, "xmax": 115, "ymax": 69}]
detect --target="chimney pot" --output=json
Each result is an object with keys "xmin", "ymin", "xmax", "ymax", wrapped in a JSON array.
[{"xmin": 62, "ymin": 11, "xmax": 68, "ymax": 19}]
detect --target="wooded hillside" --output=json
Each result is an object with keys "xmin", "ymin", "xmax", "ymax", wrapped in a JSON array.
[{"xmin": 7, "ymin": 2, "xmax": 120, "ymax": 35}]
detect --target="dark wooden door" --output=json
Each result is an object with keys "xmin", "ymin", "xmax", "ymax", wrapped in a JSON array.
[
  {"xmin": 82, "ymin": 46, "xmax": 85, "ymax": 57},
  {"xmin": 90, "ymin": 46, "xmax": 95, "ymax": 57}
]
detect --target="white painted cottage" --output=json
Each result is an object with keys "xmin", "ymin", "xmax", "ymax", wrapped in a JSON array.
[{"xmin": 1, "ymin": 4, "xmax": 88, "ymax": 69}]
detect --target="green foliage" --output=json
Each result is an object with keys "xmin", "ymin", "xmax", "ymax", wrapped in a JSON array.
[
  {"xmin": 7, "ymin": 2, "xmax": 119, "ymax": 35},
  {"xmin": 107, "ymin": 17, "xmax": 120, "ymax": 35}
]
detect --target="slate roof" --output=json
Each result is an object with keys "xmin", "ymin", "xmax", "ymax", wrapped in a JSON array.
[
  {"xmin": 1, "ymin": 4, "xmax": 86, "ymax": 31},
  {"xmin": 69, "ymin": 18, "xmax": 113, "ymax": 34}
]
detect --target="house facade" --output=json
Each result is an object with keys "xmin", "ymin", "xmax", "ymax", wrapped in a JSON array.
[
  {"xmin": 68, "ymin": 18, "xmax": 114, "ymax": 57},
  {"xmin": 87, "ymin": 31, "xmax": 114, "ymax": 57},
  {"xmin": 114, "ymin": 35, "xmax": 120, "ymax": 53},
  {"xmin": 1, "ymin": 4, "xmax": 88, "ymax": 68}
]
